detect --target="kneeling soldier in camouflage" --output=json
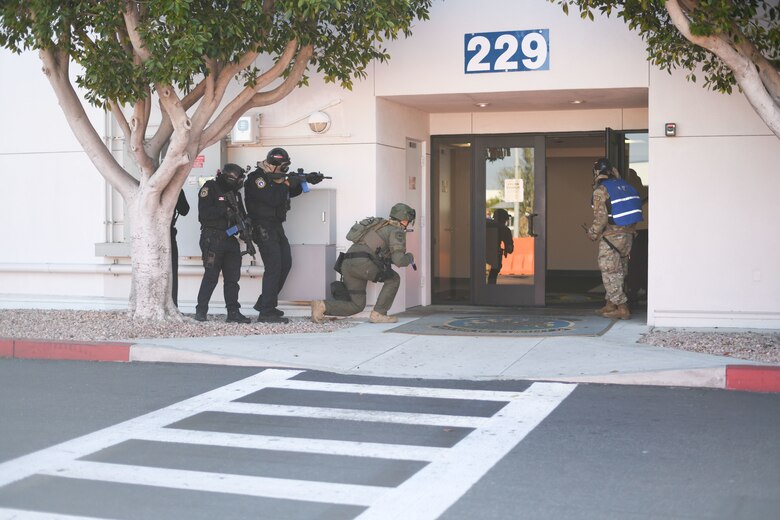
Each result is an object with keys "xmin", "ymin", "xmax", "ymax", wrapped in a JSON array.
[{"xmin": 311, "ymin": 203, "xmax": 417, "ymax": 324}]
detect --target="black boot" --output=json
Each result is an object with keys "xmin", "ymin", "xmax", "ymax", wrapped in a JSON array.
[
  {"xmin": 257, "ymin": 313, "xmax": 289, "ymax": 324},
  {"xmin": 226, "ymin": 310, "xmax": 251, "ymax": 324},
  {"xmin": 194, "ymin": 310, "xmax": 208, "ymax": 322}
]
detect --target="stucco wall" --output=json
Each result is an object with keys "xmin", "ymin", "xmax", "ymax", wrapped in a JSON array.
[{"xmin": 647, "ymin": 66, "xmax": 780, "ymax": 328}]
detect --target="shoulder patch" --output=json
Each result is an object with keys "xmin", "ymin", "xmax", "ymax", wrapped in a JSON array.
[
  {"xmin": 255, "ymin": 178, "xmax": 266, "ymax": 189},
  {"xmin": 199, "ymin": 186, "xmax": 209, "ymax": 198}
]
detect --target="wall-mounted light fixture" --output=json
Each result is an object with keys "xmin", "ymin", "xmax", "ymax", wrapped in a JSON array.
[{"xmin": 308, "ymin": 111, "xmax": 331, "ymax": 133}]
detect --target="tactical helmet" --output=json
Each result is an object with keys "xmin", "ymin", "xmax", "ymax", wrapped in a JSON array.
[
  {"xmin": 492, "ymin": 208, "xmax": 510, "ymax": 225},
  {"xmin": 217, "ymin": 163, "xmax": 246, "ymax": 190},
  {"xmin": 266, "ymin": 147, "xmax": 291, "ymax": 172},
  {"xmin": 593, "ymin": 158, "xmax": 613, "ymax": 177},
  {"xmin": 389, "ymin": 203, "xmax": 416, "ymax": 222}
]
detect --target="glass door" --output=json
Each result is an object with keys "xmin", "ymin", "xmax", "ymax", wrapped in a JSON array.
[{"xmin": 474, "ymin": 135, "xmax": 546, "ymax": 306}]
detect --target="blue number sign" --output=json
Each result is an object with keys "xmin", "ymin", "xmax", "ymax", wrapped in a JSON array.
[{"xmin": 464, "ymin": 29, "xmax": 550, "ymax": 74}]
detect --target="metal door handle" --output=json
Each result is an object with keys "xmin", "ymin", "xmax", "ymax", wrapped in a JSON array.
[{"xmin": 527, "ymin": 213, "xmax": 538, "ymax": 238}]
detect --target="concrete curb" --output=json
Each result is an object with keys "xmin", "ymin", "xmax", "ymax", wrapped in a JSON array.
[{"xmin": 1, "ymin": 337, "xmax": 779, "ymax": 393}]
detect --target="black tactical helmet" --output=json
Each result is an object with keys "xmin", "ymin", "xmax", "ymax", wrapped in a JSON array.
[
  {"xmin": 389, "ymin": 203, "xmax": 416, "ymax": 222},
  {"xmin": 266, "ymin": 147, "xmax": 291, "ymax": 172},
  {"xmin": 593, "ymin": 158, "xmax": 613, "ymax": 177},
  {"xmin": 492, "ymin": 208, "xmax": 509, "ymax": 224},
  {"xmin": 217, "ymin": 163, "xmax": 245, "ymax": 190}
]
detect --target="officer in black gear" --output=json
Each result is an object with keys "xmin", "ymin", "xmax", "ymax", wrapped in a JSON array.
[
  {"xmin": 244, "ymin": 147, "xmax": 323, "ymax": 323},
  {"xmin": 170, "ymin": 190, "xmax": 190, "ymax": 307},
  {"xmin": 194, "ymin": 163, "xmax": 252, "ymax": 323}
]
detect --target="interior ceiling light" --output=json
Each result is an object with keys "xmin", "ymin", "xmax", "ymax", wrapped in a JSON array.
[
  {"xmin": 570, "ymin": 99, "xmax": 585, "ymax": 104},
  {"xmin": 475, "ymin": 102, "xmax": 490, "ymax": 108}
]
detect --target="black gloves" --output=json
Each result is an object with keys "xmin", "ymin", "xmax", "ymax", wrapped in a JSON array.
[{"xmin": 306, "ymin": 172, "xmax": 324, "ymax": 185}]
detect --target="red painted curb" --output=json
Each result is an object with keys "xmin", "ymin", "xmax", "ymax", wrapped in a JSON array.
[
  {"xmin": 0, "ymin": 339, "xmax": 13, "ymax": 358},
  {"xmin": 725, "ymin": 365, "xmax": 780, "ymax": 393},
  {"xmin": 7, "ymin": 338, "xmax": 131, "ymax": 362}
]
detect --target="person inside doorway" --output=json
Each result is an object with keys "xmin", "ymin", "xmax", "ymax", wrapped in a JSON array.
[{"xmin": 486, "ymin": 208, "xmax": 514, "ymax": 284}]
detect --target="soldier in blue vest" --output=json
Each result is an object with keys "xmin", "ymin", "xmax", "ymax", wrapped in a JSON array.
[{"xmin": 586, "ymin": 158, "xmax": 643, "ymax": 320}]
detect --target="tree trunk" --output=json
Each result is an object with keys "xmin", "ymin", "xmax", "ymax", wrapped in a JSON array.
[{"xmin": 127, "ymin": 188, "xmax": 184, "ymax": 322}]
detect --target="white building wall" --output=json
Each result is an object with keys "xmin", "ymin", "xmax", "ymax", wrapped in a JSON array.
[
  {"xmin": 376, "ymin": 0, "xmax": 649, "ymax": 94},
  {"xmin": 0, "ymin": 49, "xmax": 114, "ymax": 306},
  {"xmin": 647, "ymin": 65, "xmax": 780, "ymax": 328}
]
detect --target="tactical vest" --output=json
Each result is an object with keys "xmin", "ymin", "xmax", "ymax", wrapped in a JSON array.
[
  {"xmin": 347, "ymin": 217, "xmax": 391, "ymax": 252},
  {"xmin": 199, "ymin": 180, "xmax": 230, "ymax": 230},
  {"xmin": 601, "ymin": 179, "xmax": 643, "ymax": 226}
]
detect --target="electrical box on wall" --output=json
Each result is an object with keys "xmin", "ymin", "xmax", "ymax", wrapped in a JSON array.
[
  {"xmin": 665, "ymin": 122, "xmax": 677, "ymax": 137},
  {"xmin": 231, "ymin": 115, "xmax": 258, "ymax": 143}
]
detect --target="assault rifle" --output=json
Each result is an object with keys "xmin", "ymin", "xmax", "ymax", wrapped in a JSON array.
[
  {"xmin": 225, "ymin": 191, "xmax": 256, "ymax": 258},
  {"xmin": 581, "ymin": 223, "xmax": 623, "ymax": 257},
  {"xmin": 284, "ymin": 167, "xmax": 332, "ymax": 185}
]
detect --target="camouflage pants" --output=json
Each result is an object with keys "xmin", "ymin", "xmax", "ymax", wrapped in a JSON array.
[
  {"xmin": 597, "ymin": 232, "xmax": 633, "ymax": 305},
  {"xmin": 324, "ymin": 257, "xmax": 400, "ymax": 316}
]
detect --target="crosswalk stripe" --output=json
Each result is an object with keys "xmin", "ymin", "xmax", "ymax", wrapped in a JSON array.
[
  {"xmin": 210, "ymin": 401, "xmax": 490, "ymax": 428},
  {"xmin": 0, "ymin": 369, "xmax": 303, "ymax": 488},
  {"xmin": 355, "ymin": 382, "xmax": 577, "ymax": 519},
  {"xmin": 133, "ymin": 428, "xmax": 446, "ymax": 461},
  {"xmin": 270, "ymin": 379, "xmax": 524, "ymax": 401},
  {"xmin": 38, "ymin": 460, "xmax": 386, "ymax": 507}
]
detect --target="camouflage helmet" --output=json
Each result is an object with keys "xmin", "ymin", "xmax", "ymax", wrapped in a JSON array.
[{"xmin": 389, "ymin": 203, "xmax": 416, "ymax": 222}]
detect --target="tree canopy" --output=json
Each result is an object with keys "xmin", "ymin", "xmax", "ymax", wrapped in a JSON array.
[{"xmin": 550, "ymin": 0, "xmax": 780, "ymax": 138}]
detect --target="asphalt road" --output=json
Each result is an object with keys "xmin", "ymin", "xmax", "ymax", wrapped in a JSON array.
[{"xmin": 0, "ymin": 359, "xmax": 778, "ymax": 520}]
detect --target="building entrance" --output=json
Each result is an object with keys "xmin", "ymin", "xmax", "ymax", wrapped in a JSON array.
[
  {"xmin": 431, "ymin": 130, "xmax": 648, "ymax": 308},
  {"xmin": 431, "ymin": 135, "xmax": 546, "ymax": 306}
]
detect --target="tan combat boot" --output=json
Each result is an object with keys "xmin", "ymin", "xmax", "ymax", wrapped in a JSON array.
[
  {"xmin": 369, "ymin": 310, "xmax": 398, "ymax": 323},
  {"xmin": 597, "ymin": 301, "xmax": 617, "ymax": 314},
  {"xmin": 310, "ymin": 300, "xmax": 326, "ymax": 324},
  {"xmin": 603, "ymin": 303, "xmax": 631, "ymax": 320}
]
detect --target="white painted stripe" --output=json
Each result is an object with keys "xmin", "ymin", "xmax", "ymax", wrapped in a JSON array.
[
  {"xmin": 269, "ymin": 379, "xmax": 522, "ymax": 401},
  {"xmin": 613, "ymin": 209, "xmax": 642, "ymax": 218},
  {"xmin": 0, "ymin": 509, "xmax": 105, "ymax": 520},
  {"xmin": 356, "ymin": 382, "xmax": 577, "ymax": 519},
  {"xmin": 0, "ymin": 369, "xmax": 302, "ymax": 488},
  {"xmin": 211, "ymin": 401, "xmax": 489, "ymax": 428},
  {"xmin": 39, "ymin": 460, "xmax": 385, "ymax": 507},
  {"xmin": 134, "ymin": 428, "xmax": 445, "ymax": 461},
  {"xmin": 611, "ymin": 195, "xmax": 640, "ymax": 204}
]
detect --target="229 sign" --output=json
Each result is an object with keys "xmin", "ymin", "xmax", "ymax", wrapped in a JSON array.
[{"xmin": 464, "ymin": 29, "xmax": 549, "ymax": 74}]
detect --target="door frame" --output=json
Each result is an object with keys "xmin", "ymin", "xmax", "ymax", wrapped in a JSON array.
[
  {"xmin": 430, "ymin": 133, "xmax": 546, "ymax": 307},
  {"xmin": 472, "ymin": 134, "xmax": 546, "ymax": 306}
]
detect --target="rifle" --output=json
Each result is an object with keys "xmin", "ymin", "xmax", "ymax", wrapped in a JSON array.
[
  {"xmin": 225, "ymin": 191, "xmax": 256, "ymax": 258},
  {"xmin": 284, "ymin": 168, "xmax": 332, "ymax": 191},
  {"xmin": 581, "ymin": 223, "xmax": 624, "ymax": 257}
]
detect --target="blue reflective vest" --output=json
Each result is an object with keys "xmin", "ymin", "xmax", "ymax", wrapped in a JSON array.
[{"xmin": 602, "ymin": 179, "xmax": 643, "ymax": 225}]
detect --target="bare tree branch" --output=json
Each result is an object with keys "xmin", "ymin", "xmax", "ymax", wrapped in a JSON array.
[
  {"xmin": 200, "ymin": 40, "xmax": 305, "ymax": 148},
  {"xmin": 40, "ymin": 47, "xmax": 137, "ymax": 197},
  {"xmin": 108, "ymin": 100, "xmax": 132, "ymax": 139},
  {"xmin": 666, "ymin": 0, "xmax": 780, "ymax": 138},
  {"xmin": 122, "ymin": 0, "xmax": 152, "ymax": 62},
  {"xmin": 147, "ymin": 81, "xmax": 206, "ymax": 159}
]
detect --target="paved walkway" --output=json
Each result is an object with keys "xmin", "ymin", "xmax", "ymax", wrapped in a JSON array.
[{"xmin": 2, "ymin": 306, "xmax": 779, "ymax": 392}]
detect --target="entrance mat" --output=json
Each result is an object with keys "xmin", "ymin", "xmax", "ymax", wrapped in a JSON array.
[{"xmin": 387, "ymin": 310, "xmax": 615, "ymax": 337}]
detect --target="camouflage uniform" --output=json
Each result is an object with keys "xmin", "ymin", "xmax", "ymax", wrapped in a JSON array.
[
  {"xmin": 588, "ymin": 184, "xmax": 636, "ymax": 305},
  {"xmin": 324, "ymin": 220, "xmax": 413, "ymax": 316}
]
